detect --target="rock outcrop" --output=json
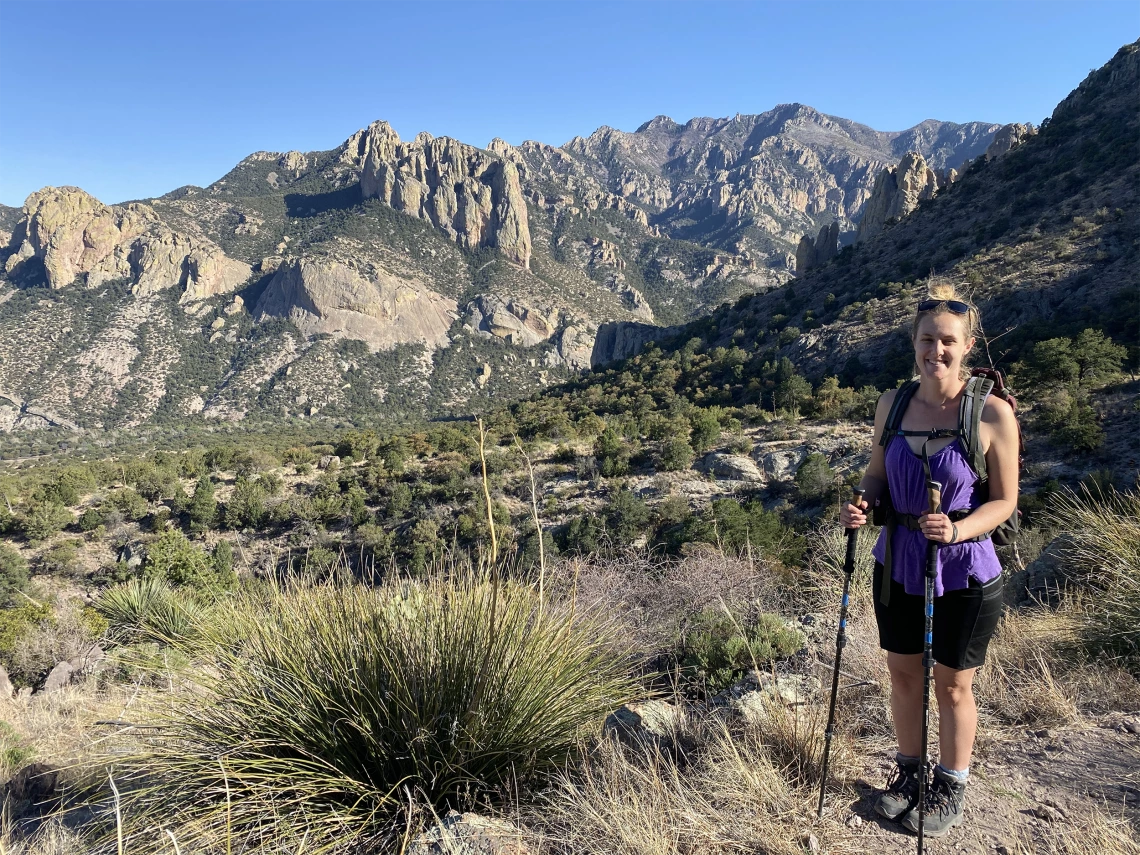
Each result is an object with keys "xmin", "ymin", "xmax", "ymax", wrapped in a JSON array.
[
  {"xmin": 467, "ymin": 295, "xmax": 555, "ymax": 347},
  {"xmin": 4, "ymin": 187, "xmax": 250, "ymax": 301},
  {"xmin": 254, "ymin": 258, "xmax": 456, "ymax": 352},
  {"xmin": 795, "ymin": 222, "xmax": 839, "ymax": 275},
  {"xmin": 355, "ymin": 122, "xmax": 533, "ymax": 270},
  {"xmin": 855, "ymin": 152, "xmax": 939, "ymax": 242},
  {"xmin": 985, "ymin": 123, "xmax": 1038, "ymax": 160}
]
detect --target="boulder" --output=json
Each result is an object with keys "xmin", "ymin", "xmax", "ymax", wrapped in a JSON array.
[
  {"xmin": 755, "ymin": 448, "xmax": 807, "ymax": 481},
  {"xmin": 67, "ymin": 644, "xmax": 107, "ymax": 677},
  {"xmin": 407, "ymin": 810, "xmax": 532, "ymax": 855},
  {"xmin": 3, "ymin": 763, "xmax": 60, "ymax": 804},
  {"xmin": 468, "ymin": 296, "xmax": 555, "ymax": 347},
  {"xmin": 0, "ymin": 664, "xmax": 13, "ymax": 700},
  {"xmin": 318, "ymin": 454, "xmax": 340, "ymax": 470},
  {"xmin": 698, "ymin": 452, "xmax": 765, "ymax": 482},
  {"xmin": 6, "ymin": 186, "xmax": 250, "ymax": 300},
  {"xmin": 41, "ymin": 661, "xmax": 75, "ymax": 693},
  {"xmin": 254, "ymin": 258, "xmax": 456, "ymax": 353},
  {"xmin": 604, "ymin": 700, "xmax": 688, "ymax": 755},
  {"xmin": 985, "ymin": 123, "xmax": 1037, "ymax": 160}
]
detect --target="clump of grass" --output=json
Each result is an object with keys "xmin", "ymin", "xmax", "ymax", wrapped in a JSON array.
[
  {"xmin": 103, "ymin": 571, "xmax": 637, "ymax": 851},
  {"xmin": 533, "ymin": 706, "xmax": 853, "ymax": 855},
  {"xmin": 1045, "ymin": 485, "xmax": 1140, "ymax": 667},
  {"xmin": 975, "ymin": 606, "xmax": 1081, "ymax": 725}
]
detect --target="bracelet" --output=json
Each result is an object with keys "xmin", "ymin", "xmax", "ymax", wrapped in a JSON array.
[{"xmin": 949, "ymin": 524, "xmax": 959, "ymax": 544}]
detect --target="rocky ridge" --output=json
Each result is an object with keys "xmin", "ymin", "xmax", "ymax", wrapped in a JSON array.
[{"xmin": 4, "ymin": 187, "xmax": 250, "ymax": 301}]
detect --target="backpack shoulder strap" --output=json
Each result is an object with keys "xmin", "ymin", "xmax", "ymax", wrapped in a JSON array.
[
  {"xmin": 879, "ymin": 379, "xmax": 920, "ymax": 448},
  {"xmin": 959, "ymin": 374, "xmax": 994, "ymax": 480}
]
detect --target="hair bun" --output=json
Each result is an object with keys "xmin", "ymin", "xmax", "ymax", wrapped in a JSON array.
[{"xmin": 927, "ymin": 282, "xmax": 961, "ymax": 301}]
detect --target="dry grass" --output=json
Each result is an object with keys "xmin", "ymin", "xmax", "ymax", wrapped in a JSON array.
[
  {"xmin": 1006, "ymin": 803, "xmax": 1140, "ymax": 855},
  {"xmin": 530, "ymin": 700, "xmax": 859, "ymax": 855}
]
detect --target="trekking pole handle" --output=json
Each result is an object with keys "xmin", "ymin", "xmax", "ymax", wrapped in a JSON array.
[
  {"xmin": 846, "ymin": 487, "xmax": 865, "ymax": 532},
  {"xmin": 926, "ymin": 480, "xmax": 942, "ymax": 517}
]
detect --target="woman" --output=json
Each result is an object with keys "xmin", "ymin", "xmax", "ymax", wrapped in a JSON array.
[{"xmin": 840, "ymin": 282, "xmax": 1018, "ymax": 837}]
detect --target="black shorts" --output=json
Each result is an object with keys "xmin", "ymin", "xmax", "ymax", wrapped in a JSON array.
[{"xmin": 873, "ymin": 562, "xmax": 1004, "ymax": 670}]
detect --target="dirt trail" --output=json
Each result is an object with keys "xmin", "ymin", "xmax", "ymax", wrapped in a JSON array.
[{"xmin": 836, "ymin": 716, "xmax": 1140, "ymax": 854}]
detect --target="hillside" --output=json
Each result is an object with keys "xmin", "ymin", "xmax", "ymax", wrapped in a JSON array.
[
  {"xmin": 0, "ymin": 103, "xmax": 997, "ymax": 439},
  {"xmin": 553, "ymin": 42, "xmax": 1138, "ymax": 413}
]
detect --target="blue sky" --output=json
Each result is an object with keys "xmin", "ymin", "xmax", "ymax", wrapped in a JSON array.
[{"xmin": 0, "ymin": 1, "xmax": 1136, "ymax": 207}]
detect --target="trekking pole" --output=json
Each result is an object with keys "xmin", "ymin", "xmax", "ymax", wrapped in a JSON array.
[
  {"xmin": 916, "ymin": 478, "xmax": 942, "ymax": 853},
  {"xmin": 817, "ymin": 486, "xmax": 865, "ymax": 818}
]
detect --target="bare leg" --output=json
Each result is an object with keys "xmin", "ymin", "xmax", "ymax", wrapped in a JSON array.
[
  {"xmin": 887, "ymin": 652, "xmax": 924, "ymax": 756},
  {"xmin": 934, "ymin": 663, "xmax": 979, "ymax": 770}
]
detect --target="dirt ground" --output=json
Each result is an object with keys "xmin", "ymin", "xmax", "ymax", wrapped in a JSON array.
[{"xmin": 836, "ymin": 714, "xmax": 1140, "ymax": 854}]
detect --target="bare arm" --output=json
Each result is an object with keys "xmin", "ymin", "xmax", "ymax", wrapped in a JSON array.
[{"xmin": 840, "ymin": 389, "xmax": 896, "ymax": 528}]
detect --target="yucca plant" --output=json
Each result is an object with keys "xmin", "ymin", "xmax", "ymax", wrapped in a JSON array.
[
  {"xmin": 1044, "ymin": 485, "xmax": 1140, "ymax": 667},
  {"xmin": 102, "ymin": 572, "xmax": 638, "ymax": 851},
  {"xmin": 94, "ymin": 576, "xmax": 207, "ymax": 644}
]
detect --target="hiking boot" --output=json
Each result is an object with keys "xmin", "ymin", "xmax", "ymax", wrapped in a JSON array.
[
  {"xmin": 874, "ymin": 756, "xmax": 923, "ymax": 821},
  {"xmin": 903, "ymin": 766, "xmax": 967, "ymax": 837}
]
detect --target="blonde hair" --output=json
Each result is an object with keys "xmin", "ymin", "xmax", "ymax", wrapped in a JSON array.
[{"xmin": 910, "ymin": 279, "xmax": 981, "ymax": 379}]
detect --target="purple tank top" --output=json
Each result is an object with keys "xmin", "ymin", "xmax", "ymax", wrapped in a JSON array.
[{"xmin": 871, "ymin": 437, "xmax": 1003, "ymax": 597}]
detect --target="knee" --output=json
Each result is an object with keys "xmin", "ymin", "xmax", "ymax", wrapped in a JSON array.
[
  {"xmin": 889, "ymin": 665, "xmax": 923, "ymax": 694},
  {"xmin": 935, "ymin": 680, "xmax": 973, "ymax": 708}
]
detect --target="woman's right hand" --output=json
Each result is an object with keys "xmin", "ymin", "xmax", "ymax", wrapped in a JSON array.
[{"xmin": 840, "ymin": 498, "xmax": 869, "ymax": 529}]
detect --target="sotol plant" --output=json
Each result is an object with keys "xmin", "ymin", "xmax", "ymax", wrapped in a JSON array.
[{"xmin": 104, "ymin": 572, "xmax": 638, "ymax": 850}]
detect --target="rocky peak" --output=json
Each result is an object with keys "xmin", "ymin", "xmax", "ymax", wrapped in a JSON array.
[
  {"xmin": 338, "ymin": 120, "xmax": 401, "ymax": 170},
  {"xmin": 358, "ymin": 126, "xmax": 532, "ymax": 270},
  {"xmin": 4, "ymin": 186, "xmax": 250, "ymax": 301},
  {"xmin": 855, "ymin": 151, "xmax": 939, "ymax": 242},
  {"xmin": 985, "ymin": 123, "xmax": 1038, "ymax": 160},
  {"xmin": 795, "ymin": 222, "xmax": 839, "ymax": 275}
]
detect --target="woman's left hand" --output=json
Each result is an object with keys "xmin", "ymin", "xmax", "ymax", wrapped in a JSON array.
[{"xmin": 918, "ymin": 512, "xmax": 956, "ymax": 544}]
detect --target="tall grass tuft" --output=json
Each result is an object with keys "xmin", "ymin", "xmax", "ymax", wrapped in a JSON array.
[
  {"xmin": 1045, "ymin": 485, "xmax": 1140, "ymax": 667},
  {"xmin": 105, "ymin": 572, "xmax": 638, "ymax": 851}
]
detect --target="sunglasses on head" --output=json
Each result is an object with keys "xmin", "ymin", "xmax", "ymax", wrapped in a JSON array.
[{"xmin": 917, "ymin": 299, "xmax": 971, "ymax": 314}]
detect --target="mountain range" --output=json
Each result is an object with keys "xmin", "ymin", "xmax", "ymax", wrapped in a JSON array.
[{"xmin": 0, "ymin": 51, "xmax": 1127, "ymax": 439}]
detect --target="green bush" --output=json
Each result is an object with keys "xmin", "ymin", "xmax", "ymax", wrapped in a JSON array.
[
  {"xmin": 145, "ymin": 529, "xmax": 232, "ymax": 592},
  {"xmin": 0, "ymin": 543, "xmax": 29, "ymax": 606},
  {"xmin": 679, "ymin": 607, "xmax": 805, "ymax": 694},
  {"xmin": 795, "ymin": 453, "xmax": 836, "ymax": 502},
  {"xmin": 186, "ymin": 476, "xmax": 217, "ymax": 531},
  {"xmin": 21, "ymin": 500, "xmax": 72, "ymax": 542},
  {"xmin": 108, "ymin": 574, "xmax": 636, "ymax": 849},
  {"xmin": 659, "ymin": 435, "xmax": 695, "ymax": 471}
]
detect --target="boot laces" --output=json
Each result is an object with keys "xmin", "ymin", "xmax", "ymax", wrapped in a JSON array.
[
  {"xmin": 926, "ymin": 773, "xmax": 963, "ymax": 817},
  {"xmin": 886, "ymin": 761, "xmax": 919, "ymax": 795}
]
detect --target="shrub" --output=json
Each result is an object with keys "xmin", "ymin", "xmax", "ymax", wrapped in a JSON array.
[
  {"xmin": 678, "ymin": 607, "xmax": 804, "ymax": 694},
  {"xmin": 0, "ymin": 542, "xmax": 28, "ymax": 606},
  {"xmin": 659, "ymin": 435, "xmax": 695, "ymax": 471},
  {"xmin": 145, "ymin": 529, "xmax": 231, "ymax": 592},
  {"xmin": 21, "ymin": 500, "xmax": 72, "ymax": 542},
  {"xmin": 39, "ymin": 539, "xmax": 81, "ymax": 576},
  {"xmin": 107, "ymin": 574, "xmax": 637, "ymax": 850},
  {"xmin": 186, "ymin": 476, "xmax": 217, "ymax": 531},
  {"xmin": 795, "ymin": 453, "xmax": 835, "ymax": 502}
]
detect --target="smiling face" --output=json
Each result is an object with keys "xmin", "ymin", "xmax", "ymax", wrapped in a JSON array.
[{"xmin": 913, "ymin": 311, "xmax": 975, "ymax": 382}]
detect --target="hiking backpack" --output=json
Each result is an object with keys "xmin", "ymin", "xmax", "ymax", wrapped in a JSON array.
[{"xmin": 878, "ymin": 368, "xmax": 1023, "ymax": 546}]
